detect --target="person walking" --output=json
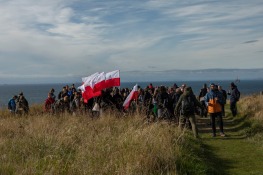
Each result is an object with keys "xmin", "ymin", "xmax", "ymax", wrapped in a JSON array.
[
  {"xmin": 198, "ymin": 83, "xmax": 208, "ymax": 117},
  {"xmin": 228, "ymin": 82, "xmax": 240, "ymax": 117},
  {"xmin": 175, "ymin": 86, "xmax": 203, "ymax": 138},
  {"xmin": 218, "ymin": 85, "xmax": 227, "ymax": 117},
  {"xmin": 156, "ymin": 86, "xmax": 169, "ymax": 119},
  {"xmin": 205, "ymin": 83, "xmax": 225, "ymax": 137},
  {"xmin": 17, "ymin": 92, "xmax": 29, "ymax": 114}
]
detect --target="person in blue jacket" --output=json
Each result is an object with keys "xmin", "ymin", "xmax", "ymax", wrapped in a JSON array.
[{"xmin": 8, "ymin": 95, "xmax": 18, "ymax": 114}]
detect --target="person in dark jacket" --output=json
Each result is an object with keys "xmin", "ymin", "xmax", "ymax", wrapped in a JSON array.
[
  {"xmin": 156, "ymin": 86, "xmax": 169, "ymax": 119},
  {"xmin": 17, "ymin": 92, "xmax": 29, "ymax": 114},
  {"xmin": 198, "ymin": 83, "xmax": 208, "ymax": 117},
  {"xmin": 228, "ymin": 82, "xmax": 240, "ymax": 117},
  {"xmin": 113, "ymin": 88, "xmax": 124, "ymax": 111},
  {"xmin": 175, "ymin": 87, "xmax": 203, "ymax": 138},
  {"xmin": 218, "ymin": 85, "xmax": 227, "ymax": 117},
  {"xmin": 172, "ymin": 88, "xmax": 182, "ymax": 123}
]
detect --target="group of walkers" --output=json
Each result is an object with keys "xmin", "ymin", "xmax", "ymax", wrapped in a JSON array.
[
  {"xmin": 7, "ymin": 81, "xmax": 240, "ymax": 138},
  {"xmin": 8, "ymin": 92, "xmax": 29, "ymax": 115},
  {"xmin": 175, "ymin": 82, "xmax": 240, "ymax": 138}
]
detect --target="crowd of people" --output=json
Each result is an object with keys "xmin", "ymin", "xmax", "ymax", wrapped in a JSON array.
[{"xmin": 7, "ymin": 82, "xmax": 241, "ymax": 138}]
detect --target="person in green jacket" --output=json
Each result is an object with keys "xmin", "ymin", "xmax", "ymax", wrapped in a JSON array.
[{"xmin": 175, "ymin": 87, "xmax": 203, "ymax": 138}]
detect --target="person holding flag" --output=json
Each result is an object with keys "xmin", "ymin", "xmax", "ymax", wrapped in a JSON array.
[{"xmin": 123, "ymin": 84, "xmax": 138, "ymax": 111}]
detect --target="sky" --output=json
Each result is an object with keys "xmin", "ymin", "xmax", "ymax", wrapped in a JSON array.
[{"xmin": 0, "ymin": 0, "xmax": 263, "ymax": 84}]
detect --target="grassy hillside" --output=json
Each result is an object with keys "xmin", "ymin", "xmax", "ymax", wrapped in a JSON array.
[
  {"xmin": 1, "ymin": 94, "xmax": 262, "ymax": 175},
  {"xmin": 0, "ymin": 108, "xmax": 210, "ymax": 175},
  {"xmin": 238, "ymin": 94, "xmax": 263, "ymax": 146},
  {"xmin": 198, "ymin": 95, "xmax": 263, "ymax": 175}
]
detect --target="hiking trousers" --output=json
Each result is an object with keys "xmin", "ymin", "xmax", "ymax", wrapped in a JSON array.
[
  {"xmin": 209, "ymin": 112, "xmax": 224, "ymax": 135},
  {"xmin": 179, "ymin": 114, "xmax": 198, "ymax": 138},
  {"xmin": 230, "ymin": 101, "xmax": 237, "ymax": 117}
]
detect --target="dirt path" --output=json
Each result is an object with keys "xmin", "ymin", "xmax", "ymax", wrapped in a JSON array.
[{"xmin": 197, "ymin": 114, "xmax": 263, "ymax": 175}]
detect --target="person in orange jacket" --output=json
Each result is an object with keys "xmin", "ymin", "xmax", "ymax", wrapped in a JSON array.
[{"xmin": 204, "ymin": 83, "xmax": 225, "ymax": 137}]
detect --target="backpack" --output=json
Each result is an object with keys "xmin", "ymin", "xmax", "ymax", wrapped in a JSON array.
[
  {"xmin": 163, "ymin": 95, "xmax": 170, "ymax": 108},
  {"xmin": 181, "ymin": 96, "xmax": 195, "ymax": 115}
]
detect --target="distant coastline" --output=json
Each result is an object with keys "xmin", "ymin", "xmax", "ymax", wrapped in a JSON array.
[
  {"xmin": 0, "ymin": 80, "xmax": 263, "ymax": 107},
  {"xmin": 1, "ymin": 68, "xmax": 263, "ymax": 85}
]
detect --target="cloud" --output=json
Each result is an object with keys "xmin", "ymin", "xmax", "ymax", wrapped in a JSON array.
[
  {"xmin": 0, "ymin": 0, "xmax": 263, "ymax": 83},
  {"xmin": 243, "ymin": 40, "xmax": 259, "ymax": 44}
]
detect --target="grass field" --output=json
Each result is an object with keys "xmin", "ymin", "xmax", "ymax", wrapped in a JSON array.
[{"xmin": 0, "ymin": 95, "xmax": 263, "ymax": 175}]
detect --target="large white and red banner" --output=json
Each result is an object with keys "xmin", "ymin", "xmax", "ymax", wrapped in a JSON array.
[
  {"xmin": 79, "ymin": 70, "xmax": 121, "ymax": 103},
  {"xmin": 105, "ymin": 70, "xmax": 120, "ymax": 88},
  {"xmin": 78, "ymin": 73, "xmax": 101, "ymax": 103},
  {"xmin": 91, "ymin": 72, "xmax": 106, "ymax": 92},
  {"xmin": 123, "ymin": 84, "xmax": 138, "ymax": 110},
  {"xmin": 81, "ymin": 72, "xmax": 99, "ymax": 84}
]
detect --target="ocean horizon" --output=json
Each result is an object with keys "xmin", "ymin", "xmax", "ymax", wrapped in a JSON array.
[{"xmin": 0, "ymin": 80, "xmax": 262, "ymax": 108}]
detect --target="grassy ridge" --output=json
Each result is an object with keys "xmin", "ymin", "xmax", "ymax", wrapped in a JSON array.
[
  {"xmin": 0, "ymin": 109, "xmax": 211, "ymax": 175},
  {"xmin": 239, "ymin": 95, "xmax": 263, "ymax": 146},
  {"xmin": 5, "ymin": 92, "xmax": 263, "ymax": 175},
  {"xmin": 198, "ymin": 95, "xmax": 263, "ymax": 175}
]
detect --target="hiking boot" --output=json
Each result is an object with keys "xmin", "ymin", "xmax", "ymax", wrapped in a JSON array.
[{"xmin": 220, "ymin": 133, "xmax": 226, "ymax": 137}]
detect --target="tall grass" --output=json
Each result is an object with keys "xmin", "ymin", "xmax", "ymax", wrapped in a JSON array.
[
  {"xmin": 238, "ymin": 94, "xmax": 263, "ymax": 146},
  {"xmin": 1, "ymin": 110, "xmax": 182, "ymax": 174}
]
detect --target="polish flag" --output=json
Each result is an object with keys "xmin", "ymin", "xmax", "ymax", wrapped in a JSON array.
[
  {"xmin": 105, "ymin": 70, "xmax": 120, "ymax": 88},
  {"xmin": 82, "ymin": 86, "xmax": 101, "ymax": 103},
  {"xmin": 78, "ymin": 73, "xmax": 101, "ymax": 103},
  {"xmin": 82, "ymin": 72, "xmax": 99, "ymax": 84},
  {"xmin": 91, "ymin": 72, "xmax": 106, "ymax": 92},
  {"xmin": 123, "ymin": 84, "xmax": 138, "ymax": 110}
]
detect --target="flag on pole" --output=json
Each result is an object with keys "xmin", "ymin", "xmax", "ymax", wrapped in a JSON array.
[
  {"xmin": 123, "ymin": 84, "xmax": 138, "ymax": 110},
  {"xmin": 105, "ymin": 70, "xmax": 120, "ymax": 89}
]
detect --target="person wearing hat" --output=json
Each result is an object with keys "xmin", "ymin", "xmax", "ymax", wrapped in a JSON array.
[
  {"xmin": 228, "ymin": 82, "xmax": 240, "ymax": 117},
  {"xmin": 17, "ymin": 92, "xmax": 29, "ymax": 114},
  {"xmin": 204, "ymin": 83, "xmax": 225, "ymax": 137},
  {"xmin": 175, "ymin": 86, "xmax": 203, "ymax": 138}
]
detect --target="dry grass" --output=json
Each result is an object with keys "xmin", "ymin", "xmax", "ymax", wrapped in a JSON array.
[
  {"xmin": 239, "ymin": 94, "xmax": 263, "ymax": 122},
  {"xmin": 0, "ymin": 110, "xmax": 186, "ymax": 175},
  {"xmin": 238, "ymin": 95, "xmax": 263, "ymax": 147}
]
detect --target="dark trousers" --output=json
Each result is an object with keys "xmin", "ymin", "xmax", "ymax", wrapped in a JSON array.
[
  {"xmin": 210, "ymin": 112, "xmax": 224, "ymax": 135},
  {"xmin": 230, "ymin": 101, "xmax": 237, "ymax": 117},
  {"xmin": 221, "ymin": 104, "xmax": 225, "ymax": 117},
  {"xmin": 200, "ymin": 101, "xmax": 207, "ymax": 117}
]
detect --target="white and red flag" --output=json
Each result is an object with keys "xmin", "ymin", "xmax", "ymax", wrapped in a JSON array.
[
  {"xmin": 91, "ymin": 72, "xmax": 106, "ymax": 92},
  {"xmin": 81, "ymin": 72, "xmax": 99, "ymax": 84},
  {"xmin": 105, "ymin": 70, "xmax": 120, "ymax": 89},
  {"xmin": 78, "ymin": 73, "xmax": 101, "ymax": 103},
  {"xmin": 123, "ymin": 84, "xmax": 138, "ymax": 110}
]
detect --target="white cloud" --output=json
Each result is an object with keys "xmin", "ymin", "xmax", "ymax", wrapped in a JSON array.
[{"xmin": 0, "ymin": 0, "xmax": 262, "ymax": 83}]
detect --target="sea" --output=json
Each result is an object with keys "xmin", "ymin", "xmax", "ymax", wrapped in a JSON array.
[{"xmin": 0, "ymin": 80, "xmax": 262, "ymax": 108}]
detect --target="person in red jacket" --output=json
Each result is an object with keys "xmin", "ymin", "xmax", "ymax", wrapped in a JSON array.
[{"xmin": 44, "ymin": 93, "xmax": 55, "ymax": 113}]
